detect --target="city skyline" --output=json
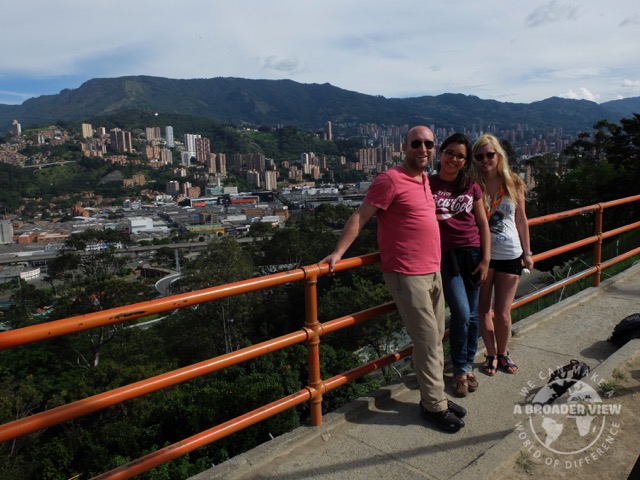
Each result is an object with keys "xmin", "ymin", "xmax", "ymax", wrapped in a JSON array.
[{"xmin": 1, "ymin": 1, "xmax": 639, "ymax": 106}]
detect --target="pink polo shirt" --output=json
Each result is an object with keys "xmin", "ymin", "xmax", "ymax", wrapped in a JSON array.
[{"xmin": 365, "ymin": 166, "xmax": 441, "ymax": 274}]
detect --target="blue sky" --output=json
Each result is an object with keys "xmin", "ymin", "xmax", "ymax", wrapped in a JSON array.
[{"xmin": 1, "ymin": 0, "xmax": 639, "ymax": 106}]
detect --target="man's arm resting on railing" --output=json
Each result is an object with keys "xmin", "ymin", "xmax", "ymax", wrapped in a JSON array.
[{"xmin": 320, "ymin": 201, "xmax": 379, "ymax": 273}]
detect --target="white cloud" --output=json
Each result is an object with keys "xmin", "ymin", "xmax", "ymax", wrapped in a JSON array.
[
  {"xmin": 262, "ymin": 56, "xmax": 307, "ymax": 75},
  {"xmin": 525, "ymin": 0, "xmax": 581, "ymax": 28},
  {"xmin": 560, "ymin": 88, "xmax": 600, "ymax": 101}
]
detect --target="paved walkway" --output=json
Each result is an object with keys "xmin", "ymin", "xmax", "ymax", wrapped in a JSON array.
[{"xmin": 192, "ymin": 264, "xmax": 640, "ymax": 480}]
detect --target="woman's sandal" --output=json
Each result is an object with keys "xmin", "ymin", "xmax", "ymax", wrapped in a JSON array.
[
  {"xmin": 482, "ymin": 355, "xmax": 497, "ymax": 376},
  {"xmin": 497, "ymin": 352, "xmax": 518, "ymax": 374}
]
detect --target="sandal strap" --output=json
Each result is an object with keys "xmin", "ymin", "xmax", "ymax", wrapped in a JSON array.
[
  {"xmin": 498, "ymin": 354, "xmax": 518, "ymax": 368},
  {"xmin": 482, "ymin": 356, "xmax": 497, "ymax": 375}
]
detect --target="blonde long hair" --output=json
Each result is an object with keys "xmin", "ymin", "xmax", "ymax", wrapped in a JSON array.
[{"xmin": 472, "ymin": 134, "xmax": 526, "ymax": 213}]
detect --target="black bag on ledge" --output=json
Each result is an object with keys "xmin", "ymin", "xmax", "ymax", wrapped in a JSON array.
[{"xmin": 607, "ymin": 313, "xmax": 640, "ymax": 348}]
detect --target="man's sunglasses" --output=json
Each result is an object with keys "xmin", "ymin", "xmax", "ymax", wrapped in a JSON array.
[{"xmin": 410, "ymin": 139, "xmax": 435, "ymax": 150}]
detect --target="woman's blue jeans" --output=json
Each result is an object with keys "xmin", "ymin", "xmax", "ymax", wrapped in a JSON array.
[{"xmin": 441, "ymin": 248, "xmax": 482, "ymax": 376}]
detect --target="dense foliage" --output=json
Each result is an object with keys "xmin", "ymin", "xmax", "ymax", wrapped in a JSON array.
[{"xmin": 525, "ymin": 114, "xmax": 640, "ymax": 269}]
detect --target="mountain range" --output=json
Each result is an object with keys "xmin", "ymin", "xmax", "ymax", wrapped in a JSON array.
[{"xmin": 1, "ymin": 75, "xmax": 639, "ymax": 134}]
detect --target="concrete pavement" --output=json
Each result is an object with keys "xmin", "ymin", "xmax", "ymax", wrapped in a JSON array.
[{"xmin": 192, "ymin": 263, "xmax": 640, "ymax": 480}]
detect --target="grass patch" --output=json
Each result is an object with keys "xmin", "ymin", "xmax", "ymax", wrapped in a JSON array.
[
  {"xmin": 597, "ymin": 379, "xmax": 623, "ymax": 398},
  {"xmin": 612, "ymin": 368, "xmax": 627, "ymax": 381},
  {"xmin": 515, "ymin": 450, "xmax": 534, "ymax": 474}
]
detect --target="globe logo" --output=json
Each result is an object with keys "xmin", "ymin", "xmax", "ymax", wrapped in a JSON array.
[{"xmin": 528, "ymin": 379, "xmax": 606, "ymax": 455}]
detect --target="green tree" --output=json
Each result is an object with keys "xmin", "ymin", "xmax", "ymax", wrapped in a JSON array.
[
  {"xmin": 248, "ymin": 221, "xmax": 273, "ymax": 240},
  {"xmin": 160, "ymin": 237, "xmax": 258, "ymax": 363},
  {"xmin": 51, "ymin": 279, "xmax": 155, "ymax": 368},
  {"xmin": 6, "ymin": 281, "xmax": 54, "ymax": 329},
  {"xmin": 319, "ymin": 276, "xmax": 400, "ymax": 359}
]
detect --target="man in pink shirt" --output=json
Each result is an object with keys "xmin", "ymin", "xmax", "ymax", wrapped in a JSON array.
[{"xmin": 321, "ymin": 125, "xmax": 466, "ymax": 433}]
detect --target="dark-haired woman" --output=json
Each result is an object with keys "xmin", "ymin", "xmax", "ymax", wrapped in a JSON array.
[{"xmin": 429, "ymin": 133, "xmax": 490, "ymax": 397}]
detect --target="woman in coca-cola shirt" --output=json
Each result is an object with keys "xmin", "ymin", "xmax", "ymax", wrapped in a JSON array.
[{"xmin": 429, "ymin": 133, "xmax": 491, "ymax": 397}]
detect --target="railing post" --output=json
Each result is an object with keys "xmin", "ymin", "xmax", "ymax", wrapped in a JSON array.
[
  {"xmin": 593, "ymin": 205, "xmax": 604, "ymax": 287},
  {"xmin": 302, "ymin": 266, "xmax": 323, "ymax": 426}
]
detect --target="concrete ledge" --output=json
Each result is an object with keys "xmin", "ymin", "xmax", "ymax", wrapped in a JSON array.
[
  {"xmin": 491, "ymin": 262, "xmax": 640, "ymax": 351},
  {"xmin": 449, "ymin": 339, "xmax": 640, "ymax": 480}
]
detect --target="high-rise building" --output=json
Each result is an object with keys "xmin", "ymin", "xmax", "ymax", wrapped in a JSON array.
[
  {"xmin": 215, "ymin": 153, "xmax": 227, "ymax": 176},
  {"xmin": 181, "ymin": 151, "xmax": 193, "ymax": 166},
  {"xmin": 264, "ymin": 170, "xmax": 278, "ymax": 191},
  {"xmin": 205, "ymin": 155, "xmax": 216, "ymax": 174},
  {"xmin": 184, "ymin": 133, "xmax": 201, "ymax": 153},
  {"xmin": 160, "ymin": 148, "xmax": 173, "ymax": 165},
  {"xmin": 325, "ymin": 121, "xmax": 332, "ymax": 140},
  {"xmin": 233, "ymin": 153, "xmax": 265, "ymax": 173},
  {"xmin": 109, "ymin": 128, "xmax": 133, "ymax": 153},
  {"xmin": 145, "ymin": 127, "xmax": 161, "ymax": 143},
  {"xmin": 165, "ymin": 126, "xmax": 174, "ymax": 147},
  {"xmin": 144, "ymin": 144, "xmax": 161, "ymax": 160},
  {"xmin": 166, "ymin": 180, "xmax": 180, "ymax": 197},
  {"xmin": 195, "ymin": 137, "xmax": 211, "ymax": 164},
  {"xmin": 246, "ymin": 170, "xmax": 261, "ymax": 187},
  {"xmin": 81, "ymin": 123, "xmax": 93, "ymax": 138},
  {"xmin": 11, "ymin": 120, "xmax": 21, "ymax": 137}
]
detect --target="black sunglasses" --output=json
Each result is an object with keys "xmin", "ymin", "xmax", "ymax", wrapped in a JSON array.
[
  {"xmin": 474, "ymin": 151, "xmax": 497, "ymax": 162},
  {"xmin": 409, "ymin": 139, "xmax": 435, "ymax": 150}
]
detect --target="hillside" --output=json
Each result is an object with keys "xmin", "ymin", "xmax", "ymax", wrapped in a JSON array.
[{"xmin": 0, "ymin": 76, "xmax": 638, "ymax": 133}]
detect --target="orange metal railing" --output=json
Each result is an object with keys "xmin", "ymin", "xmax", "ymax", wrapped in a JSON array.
[{"xmin": 0, "ymin": 194, "xmax": 638, "ymax": 479}]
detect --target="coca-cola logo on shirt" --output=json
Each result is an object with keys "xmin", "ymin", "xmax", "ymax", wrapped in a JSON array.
[{"xmin": 434, "ymin": 194, "xmax": 473, "ymax": 220}]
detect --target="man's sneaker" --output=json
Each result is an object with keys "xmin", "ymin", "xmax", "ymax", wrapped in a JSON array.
[
  {"xmin": 447, "ymin": 400, "xmax": 467, "ymax": 418},
  {"xmin": 420, "ymin": 402, "xmax": 465, "ymax": 433}
]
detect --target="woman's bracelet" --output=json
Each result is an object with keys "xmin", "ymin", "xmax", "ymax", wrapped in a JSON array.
[{"xmin": 524, "ymin": 251, "xmax": 533, "ymax": 256}]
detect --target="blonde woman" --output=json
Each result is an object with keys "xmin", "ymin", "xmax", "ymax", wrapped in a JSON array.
[{"xmin": 472, "ymin": 134, "xmax": 533, "ymax": 375}]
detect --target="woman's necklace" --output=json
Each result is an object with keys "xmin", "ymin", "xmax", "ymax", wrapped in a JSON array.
[{"xmin": 487, "ymin": 183, "xmax": 504, "ymax": 219}]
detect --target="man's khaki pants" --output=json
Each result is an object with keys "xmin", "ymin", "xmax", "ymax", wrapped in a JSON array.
[{"xmin": 384, "ymin": 271, "xmax": 447, "ymax": 412}]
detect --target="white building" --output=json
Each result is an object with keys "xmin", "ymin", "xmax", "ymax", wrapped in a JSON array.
[
  {"xmin": 181, "ymin": 151, "xmax": 194, "ymax": 166},
  {"xmin": 128, "ymin": 217, "xmax": 155, "ymax": 234},
  {"xmin": 166, "ymin": 126, "xmax": 174, "ymax": 148},
  {"xmin": 184, "ymin": 133, "xmax": 201, "ymax": 153},
  {"xmin": 0, "ymin": 221, "xmax": 13, "ymax": 244},
  {"xmin": 0, "ymin": 266, "xmax": 40, "ymax": 284}
]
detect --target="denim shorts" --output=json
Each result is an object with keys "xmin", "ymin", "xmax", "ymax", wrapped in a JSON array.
[{"xmin": 489, "ymin": 256, "xmax": 523, "ymax": 275}]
